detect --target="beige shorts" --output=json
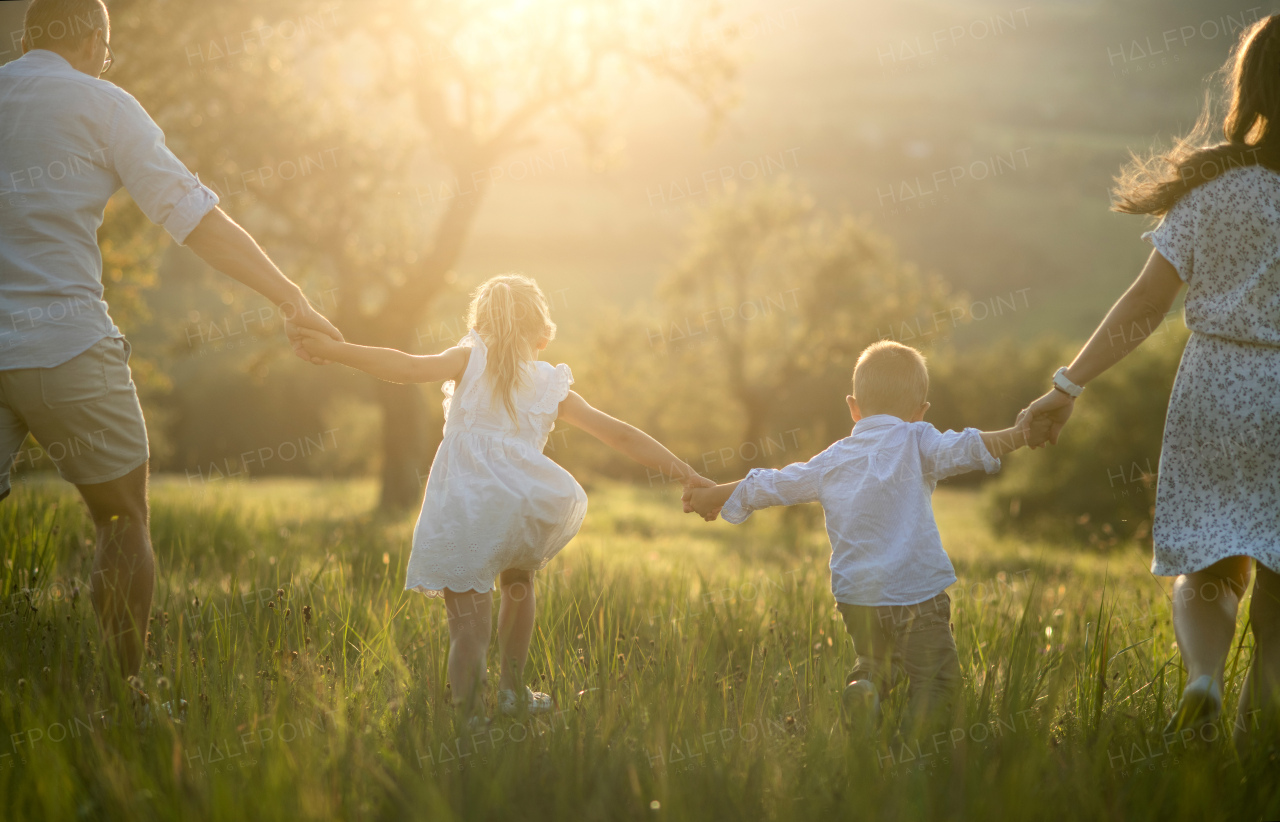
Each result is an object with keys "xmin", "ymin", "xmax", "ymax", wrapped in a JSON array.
[{"xmin": 0, "ymin": 336, "xmax": 149, "ymax": 498}]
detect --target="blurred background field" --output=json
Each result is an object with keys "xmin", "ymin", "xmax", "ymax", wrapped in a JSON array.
[
  {"xmin": 3, "ymin": 478, "xmax": 1275, "ymax": 820},
  {"xmin": 0, "ymin": 0, "xmax": 1240, "ymax": 540}
]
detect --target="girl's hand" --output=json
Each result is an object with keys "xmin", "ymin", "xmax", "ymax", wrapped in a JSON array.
[
  {"xmin": 688, "ymin": 486, "xmax": 723, "ymax": 521},
  {"xmin": 298, "ymin": 327, "xmax": 341, "ymax": 362},
  {"xmin": 681, "ymin": 474, "xmax": 719, "ymax": 521},
  {"xmin": 283, "ymin": 297, "xmax": 343, "ymax": 365}
]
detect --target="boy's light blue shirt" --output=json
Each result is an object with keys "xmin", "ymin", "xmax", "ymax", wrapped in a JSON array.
[
  {"xmin": 0, "ymin": 49, "xmax": 219, "ymax": 368},
  {"xmin": 720, "ymin": 414, "xmax": 1000, "ymax": 607}
]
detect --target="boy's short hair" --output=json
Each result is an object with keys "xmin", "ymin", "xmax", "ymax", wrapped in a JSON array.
[{"xmin": 852, "ymin": 341, "xmax": 929, "ymax": 419}]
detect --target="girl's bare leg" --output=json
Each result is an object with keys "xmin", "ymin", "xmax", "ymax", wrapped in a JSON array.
[
  {"xmin": 443, "ymin": 588, "xmax": 493, "ymax": 719},
  {"xmin": 496, "ymin": 570, "xmax": 537, "ymax": 694}
]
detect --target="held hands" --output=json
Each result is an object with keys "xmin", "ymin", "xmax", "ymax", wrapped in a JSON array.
[
  {"xmin": 1019, "ymin": 389, "xmax": 1075, "ymax": 449},
  {"xmin": 283, "ymin": 296, "xmax": 343, "ymax": 365},
  {"xmin": 680, "ymin": 474, "xmax": 719, "ymax": 522},
  {"xmin": 687, "ymin": 485, "xmax": 723, "ymax": 521},
  {"xmin": 296, "ymin": 327, "xmax": 344, "ymax": 362}
]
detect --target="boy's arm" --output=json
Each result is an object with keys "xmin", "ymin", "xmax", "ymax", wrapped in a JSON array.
[
  {"xmin": 689, "ymin": 481, "xmax": 739, "ymax": 519},
  {"xmin": 706, "ymin": 457, "xmax": 825, "ymax": 524},
  {"xmin": 979, "ymin": 410, "xmax": 1036, "ymax": 460},
  {"xmin": 299, "ymin": 328, "xmax": 468, "ymax": 384},
  {"xmin": 557, "ymin": 391, "xmax": 707, "ymax": 486}
]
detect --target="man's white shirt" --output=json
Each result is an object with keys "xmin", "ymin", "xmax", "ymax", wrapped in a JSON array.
[{"xmin": 0, "ymin": 49, "xmax": 219, "ymax": 368}]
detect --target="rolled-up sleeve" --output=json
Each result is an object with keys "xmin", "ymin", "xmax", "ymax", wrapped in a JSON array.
[
  {"xmin": 721, "ymin": 458, "xmax": 825, "ymax": 524},
  {"xmin": 917, "ymin": 425, "xmax": 1000, "ymax": 483},
  {"xmin": 109, "ymin": 92, "xmax": 218, "ymax": 244}
]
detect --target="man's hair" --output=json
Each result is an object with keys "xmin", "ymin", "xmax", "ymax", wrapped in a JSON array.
[
  {"xmin": 852, "ymin": 340, "xmax": 929, "ymax": 419},
  {"xmin": 23, "ymin": 0, "xmax": 108, "ymax": 51}
]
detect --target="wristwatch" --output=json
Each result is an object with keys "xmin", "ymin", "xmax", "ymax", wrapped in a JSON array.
[{"xmin": 1052, "ymin": 367, "xmax": 1084, "ymax": 398}]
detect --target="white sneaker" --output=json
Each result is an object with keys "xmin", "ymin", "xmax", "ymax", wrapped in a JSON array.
[
  {"xmin": 498, "ymin": 686, "xmax": 554, "ymax": 716},
  {"xmin": 841, "ymin": 679, "xmax": 880, "ymax": 736},
  {"xmin": 1164, "ymin": 675, "xmax": 1222, "ymax": 736}
]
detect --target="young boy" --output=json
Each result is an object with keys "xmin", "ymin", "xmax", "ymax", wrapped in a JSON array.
[{"xmin": 689, "ymin": 340, "xmax": 1035, "ymax": 738}]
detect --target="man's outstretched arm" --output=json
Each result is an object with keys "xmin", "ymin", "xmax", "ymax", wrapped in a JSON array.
[{"xmin": 183, "ymin": 207, "xmax": 342, "ymax": 364}]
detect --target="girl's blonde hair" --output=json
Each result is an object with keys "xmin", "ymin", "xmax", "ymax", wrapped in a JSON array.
[{"xmin": 467, "ymin": 274, "xmax": 557, "ymax": 422}]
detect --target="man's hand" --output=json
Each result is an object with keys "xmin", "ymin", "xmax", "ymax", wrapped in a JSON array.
[
  {"xmin": 1020, "ymin": 389, "xmax": 1075, "ymax": 448},
  {"xmin": 283, "ymin": 297, "xmax": 343, "ymax": 365}
]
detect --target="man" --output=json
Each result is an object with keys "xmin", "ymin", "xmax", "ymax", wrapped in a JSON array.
[{"xmin": 0, "ymin": 0, "xmax": 342, "ymax": 682}]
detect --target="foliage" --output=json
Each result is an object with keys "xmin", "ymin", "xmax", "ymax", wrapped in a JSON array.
[
  {"xmin": 588, "ymin": 182, "xmax": 953, "ymax": 472},
  {"xmin": 101, "ymin": 0, "xmax": 738, "ymax": 507}
]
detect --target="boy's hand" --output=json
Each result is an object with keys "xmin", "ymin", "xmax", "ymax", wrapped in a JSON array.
[
  {"xmin": 298, "ymin": 327, "xmax": 341, "ymax": 362},
  {"xmin": 680, "ymin": 474, "xmax": 718, "ymax": 520},
  {"xmin": 688, "ymin": 486, "xmax": 723, "ymax": 521},
  {"xmin": 1018, "ymin": 398, "xmax": 1062, "ymax": 448},
  {"xmin": 681, "ymin": 474, "xmax": 719, "ymax": 521}
]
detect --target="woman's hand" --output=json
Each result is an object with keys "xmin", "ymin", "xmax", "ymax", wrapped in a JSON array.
[{"xmin": 1021, "ymin": 389, "xmax": 1076, "ymax": 448}]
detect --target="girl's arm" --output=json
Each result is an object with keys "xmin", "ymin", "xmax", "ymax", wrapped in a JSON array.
[
  {"xmin": 556, "ymin": 391, "xmax": 708, "ymax": 487},
  {"xmin": 298, "ymin": 328, "xmax": 469, "ymax": 384}
]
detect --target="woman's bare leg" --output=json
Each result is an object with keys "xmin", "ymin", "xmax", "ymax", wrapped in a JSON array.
[
  {"xmin": 1171, "ymin": 555, "xmax": 1252, "ymax": 686},
  {"xmin": 1236, "ymin": 562, "xmax": 1280, "ymax": 747},
  {"xmin": 496, "ymin": 570, "xmax": 537, "ymax": 694},
  {"xmin": 443, "ymin": 588, "xmax": 492, "ymax": 719}
]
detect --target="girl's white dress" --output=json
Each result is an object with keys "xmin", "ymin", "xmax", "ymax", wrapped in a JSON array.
[{"xmin": 405, "ymin": 329, "xmax": 588, "ymax": 596}]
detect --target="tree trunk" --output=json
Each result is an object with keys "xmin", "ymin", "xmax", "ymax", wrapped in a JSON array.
[{"xmin": 376, "ymin": 379, "xmax": 431, "ymax": 510}]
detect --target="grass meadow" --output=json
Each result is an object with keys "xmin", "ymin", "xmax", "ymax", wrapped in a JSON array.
[{"xmin": 1, "ymin": 476, "xmax": 1276, "ymax": 821}]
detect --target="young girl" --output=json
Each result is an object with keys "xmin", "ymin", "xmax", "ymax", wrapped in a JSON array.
[{"xmin": 298, "ymin": 274, "xmax": 711, "ymax": 724}]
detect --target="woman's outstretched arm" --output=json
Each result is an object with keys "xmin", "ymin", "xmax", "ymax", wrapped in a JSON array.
[{"xmin": 1023, "ymin": 249, "xmax": 1185, "ymax": 445}]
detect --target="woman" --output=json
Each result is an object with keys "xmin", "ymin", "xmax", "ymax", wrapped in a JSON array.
[{"xmin": 1023, "ymin": 16, "xmax": 1280, "ymax": 747}]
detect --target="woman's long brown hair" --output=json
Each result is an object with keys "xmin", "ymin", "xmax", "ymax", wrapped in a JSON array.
[{"xmin": 1113, "ymin": 15, "xmax": 1280, "ymax": 216}]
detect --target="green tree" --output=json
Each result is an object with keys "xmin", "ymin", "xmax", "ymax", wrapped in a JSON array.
[
  {"xmin": 655, "ymin": 182, "xmax": 954, "ymax": 462},
  {"xmin": 105, "ymin": 0, "xmax": 738, "ymax": 506}
]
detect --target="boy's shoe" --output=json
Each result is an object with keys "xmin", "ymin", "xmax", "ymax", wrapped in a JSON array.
[
  {"xmin": 841, "ymin": 679, "xmax": 880, "ymax": 736},
  {"xmin": 1163, "ymin": 675, "xmax": 1221, "ymax": 737},
  {"xmin": 498, "ymin": 686, "xmax": 554, "ymax": 716}
]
